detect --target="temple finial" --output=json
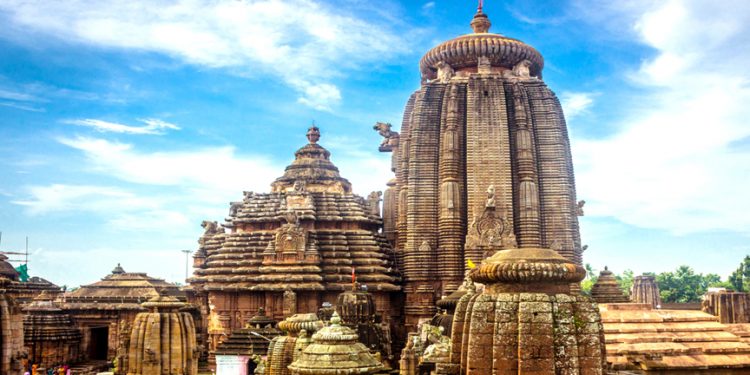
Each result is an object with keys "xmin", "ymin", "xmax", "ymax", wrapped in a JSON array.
[
  {"xmin": 306, "ymin": 123, "xmax": 320, "ymax": 144},
  {"xmin": 470, "ymin": 1, "xmax": 491, "ymax": 33}
]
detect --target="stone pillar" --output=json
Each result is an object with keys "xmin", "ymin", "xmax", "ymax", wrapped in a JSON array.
[
  {"xmin": 631, "ymin": 275, "xmax": 661, "ymax": 308},
  {"xmin": 702, "ymin": 291, "xmax": 750, "ymax": 323},
  {"xmin": 126, "ymin": 292, "xmax": 198, "ymax": 375}
]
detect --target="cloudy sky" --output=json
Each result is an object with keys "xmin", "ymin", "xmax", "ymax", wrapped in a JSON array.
[{"xmin": 1, "ymin": 0, "xmax": 748, "ymax": 288}]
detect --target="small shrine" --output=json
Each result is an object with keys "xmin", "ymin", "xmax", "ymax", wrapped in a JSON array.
[
  {"xmin": 288, "ymin": 312, "xmax": 384, "ymax": 375},
  {"xmin": 591, "ymin": 266, "xmax": 629, "ymax": 303}
]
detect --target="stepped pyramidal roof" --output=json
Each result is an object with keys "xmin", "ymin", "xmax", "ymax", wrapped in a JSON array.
[{"xmin": 191, "ymin": 126, "xmax": 400, "ymax": 292}]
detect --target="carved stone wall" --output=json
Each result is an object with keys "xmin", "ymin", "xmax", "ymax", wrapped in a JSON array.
[
  {"xmin": 631, "ymin": 275, "xmax": 661, "ymax": 308},
  {"xmin": 703, "ymin": 291, "xmax": 750, "ymax": 324}
]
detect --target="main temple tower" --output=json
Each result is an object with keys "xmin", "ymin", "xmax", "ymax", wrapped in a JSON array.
[{"xmin": 379, "ymin": 6, "xmax": 583, "ymax": 327}]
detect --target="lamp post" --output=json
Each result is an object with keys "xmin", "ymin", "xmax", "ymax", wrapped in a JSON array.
[{"xmin": 181, "ymin": 249, "xmax": 192, "ymax": 283}]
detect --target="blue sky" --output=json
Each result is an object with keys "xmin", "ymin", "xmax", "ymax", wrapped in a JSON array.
[{"xmin": 1, "ymin": 0, "xmax": 749, "ymax": 288}]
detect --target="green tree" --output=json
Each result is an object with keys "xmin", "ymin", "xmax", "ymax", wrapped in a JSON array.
[
  {"xmin": 615, "ymin": 269, "xmax": 634, "ymax": 296},
  {"xmin": 728, "ymin": 255, "xmax": 750, "ymax": 292},
  {"xmin": 581, "ymin": 263, "xmax": 598, "ymax": 295},
  {"xmin": 657, "ymin": 265, "xmax": 718, "ymax": 303}
]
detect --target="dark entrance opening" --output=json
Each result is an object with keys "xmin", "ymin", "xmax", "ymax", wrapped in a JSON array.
[
  {"xmin": 88, "ymin": 326, "xmax": 109, "ymax": 360},
  {"xmin": 247, "ymin": 360, "xmax": 257, "ymax": 375}
]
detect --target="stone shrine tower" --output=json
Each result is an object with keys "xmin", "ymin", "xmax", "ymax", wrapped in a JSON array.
[{"xmin": 378, "ymin": 6, "xmax": 583, "ymax": 326}]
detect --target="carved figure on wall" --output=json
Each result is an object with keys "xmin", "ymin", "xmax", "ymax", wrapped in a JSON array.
[
  {"xmin": 435, "ymin": 61, "xmax": 455, "ymax": 83},
  {"xmin": 283, "ymin": 210, "xmax": 299, "ymax": 225},
  {"xmin": 293, "ymin": 180, "xmax": 307, "ymax": 193},
  {"xmin": 419, "ymin": 240, "xmax": 431, "ymax": 253},
  {"xmin": 367, "ymin": 191, "xmax": 383, "ymax": 217},
  {"xmin": 283, "ymin": 287, "xmax": 297, "ymax": 316},
  {"xmin": 512, "ymin": 59, "xmax": 532, "ymax": 78},
  {"xmin": 486, "ymin": 185, "xmax": 496, "ymax": 208},
  {"xmin": 576, "ymin": 200, "xmax": 586, "ymax": 216},
  {"xmin": 477, "ymin": 55, "xmax": 491, "ymax": 74},
  {"xmin": 229, "ymin": 201, "xmax": 242, "ymax": 217},
  {"xmin": 201, "ymin": 220, "xmax": 220, "ymax": 236},
  {"xmin": 373, "ymin": 122, "xmax": 400, "ymax": 151}
]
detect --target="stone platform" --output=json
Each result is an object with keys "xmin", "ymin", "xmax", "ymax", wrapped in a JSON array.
[{"xmin": 600, "ymin": 303, "xmax": 750, "ymax": 371}]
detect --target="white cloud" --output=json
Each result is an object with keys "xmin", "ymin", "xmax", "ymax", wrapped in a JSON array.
[
  {"xmin": 64, "ymin": 118, "xmax": 180, "ymax": 135},
  {"xmin": 0, "ymin": 0, "xmax": 411, "ymax": 111},
  {"xmin": 560, "ymin": 91, "xmax": 595, "ymax": 119},
  {"xmin": 0, "ymin": 101, "xmax": 45, "ymax": 112},
  {"xmin": 56, "ymin": 136, "xmax": 280, "ymax": 195},
  {"xmin": 0, "ymin": 88, "xmax": 38, "ymax": 102},
  {"xmin": 573, "ymin": 0, "xmax": 750, "ymax": 234}
]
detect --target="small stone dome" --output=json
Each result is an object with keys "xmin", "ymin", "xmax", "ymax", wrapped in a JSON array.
[
  {"xmin": 288, "ymin": 312, "xmax": 384, "ymax": 375},
  {"xmin": 419, "ymin": 9, "xmax": 544, "ymax": 80}
]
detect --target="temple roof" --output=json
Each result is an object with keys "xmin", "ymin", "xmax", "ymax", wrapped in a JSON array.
[
  {"xmin": 61, "ymin": 266, "xmax": 184, "ymax": 311},
  {"xmin": 271, "ymin": 126, "xmax": 352, "ymax": 194},
  {"xmin": 0, "ymin": 254, "xmax": 19, "ymax": 281},
  {"xmin": 419, "ymin": 9, "xmax": 543, "ymax": 79}
]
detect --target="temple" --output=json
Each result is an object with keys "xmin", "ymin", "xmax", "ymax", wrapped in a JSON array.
[
  {"xmin": 188, "ymin": 126, "xmax": 401, "ymax": 364},
  {"xmin": 377, "ymin": 5, "xmax": 583, "ymax": 328},
  {"xmin": 4, "ymin": 3, "xmax": 750, "ymax": 375}
]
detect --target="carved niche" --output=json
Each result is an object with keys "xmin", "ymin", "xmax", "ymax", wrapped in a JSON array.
[
  {"xmin": 465, "ymin": 185, "xmax": 517, "ymax": 257},
  {"xmin": 263, "ymin": 210, "xmax": 318, "ymax": 264}
]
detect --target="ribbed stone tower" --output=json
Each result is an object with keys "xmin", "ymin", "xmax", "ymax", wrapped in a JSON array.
[
  {"xmin": 630, "ymin": 275, "xmax": 661, "ymax": 308},
  {"xmin": 379, "ymin": 6, "xmax": 583, "ymax": 326},
  {"xmin": 126, "ymin": 292, "xmax": 198, "ymax": 375},
  {"xmin": 449, "ymin": 248, "xmax": 606, "ymax": 374}
]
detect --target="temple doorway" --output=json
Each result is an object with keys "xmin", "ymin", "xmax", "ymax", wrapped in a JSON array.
[
  {"xmin": 88, "ymin": 326, "xmax": 109, "ymax": 360},
  {"xmin": 247, "ymin": 359, "xmax": 256, "ymax": 375}
]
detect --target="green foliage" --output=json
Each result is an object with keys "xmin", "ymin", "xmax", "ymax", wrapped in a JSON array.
[
  {"xmin": 580, "ymin": 263, "xmax": 597, "ymax": 296},
  {"xmin": 656, "ymin": 265, "xmax": 721, "ymax": 303},
  {"xmin": 615, "ymin": 269, "xmax": 634, "ymax": 296},
  {"xmin": 728, "ymin": 255, "xmax": 750, "ymax": 292}
]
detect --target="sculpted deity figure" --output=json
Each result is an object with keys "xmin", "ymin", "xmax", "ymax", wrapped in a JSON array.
[
  {"xmin": 283, "ymin": 287, "xmax": 297, "ymax": 316},
  {"xmin": 512, "ymin": 59, "xmax": 532, "ymax": 78},
  {"xmin": 486, "ymin": 185, "xmax": 496, "ymax": 208},
  {"xmin": 367, "ymin": 191, "xmax": 383, "ymax": 217},
  {"xmin": 293, "ymin": 180, "xmax": 307, "ymax": 193},
  {"xmin": 435, "ymin": 61, "xmax": 455, "ymax": 83},
  {"xmin": 419, "ymin": 240, "xmax": 431, "ymax": 253}
]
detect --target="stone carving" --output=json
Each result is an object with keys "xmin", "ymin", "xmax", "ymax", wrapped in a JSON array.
[
  {"xmin": 367, "ymin": 191, "xmax": 382, "ymax": 217},
  {"xmin": 283, "ymin": 287, "xmax": 297, "ymax": 317},
  {"xmin": 435, "ymin": 61, "xmax": 454, "ymax": 83},
  {"xmin": 477, "ymin": 55, "xmax": 491, "ymax": 74},
  {"xmin": 201, "ymin": 220, "xmax": 220, "ymax": 236},
  {"xmin": 243, "ymin": 190, "xmax": 254, "ymax": 201},
  {"xmin": 306, "ymin": 125, "xmax": 320, "ymax": 144},
  {"xmin": 276, "ymin": 221, "xmax": 305, "ymax": 255},
  {"xmin": 577, "ymin": 199, "xmax": 586, "ymax": 216},
  {"xmin": 419, "ymin": 240, "xmax": 431, "ymax": 253},
  {"xmin": 485, "ymin": 184, "xmax": 496, "ymax": 208},
  {"xmin": 512, "ymin": 59, "xmax": 532, "ymax": 78},
  {"xmin": 293, "ymin": 180, "xmax": 306, "ymax": 193},
  {"xmin": 229, "ymin": 201, "xmax": 242, "ymax": 217},
  {"xmin": 373, "ymin": 122, "xmax": 400, "ymax": 151},
  {"xmin": 465, "ymin": 206, "xmax": 516, "ymax": 250}
]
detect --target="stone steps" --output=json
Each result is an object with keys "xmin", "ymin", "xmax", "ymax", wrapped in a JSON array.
[{"xmin": 600, "ymin": 303, "xmax": 750, "ymax": 371}]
